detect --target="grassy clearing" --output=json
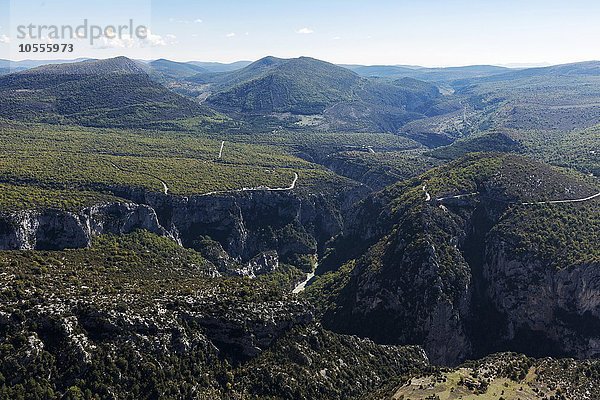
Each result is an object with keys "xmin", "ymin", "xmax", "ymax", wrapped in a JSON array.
[{"xmin": 392, "ymin": 367, "xmax": 548, "ymax": 400}]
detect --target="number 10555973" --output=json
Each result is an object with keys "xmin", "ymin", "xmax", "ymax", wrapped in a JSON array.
[{"xmin": 18, "ymin": 43, "xmax": 74, "ymax": 53}]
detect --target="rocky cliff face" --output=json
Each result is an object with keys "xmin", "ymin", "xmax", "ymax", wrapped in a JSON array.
[
  {"xmin": 322, "ymin": 155, "xmax": 400, "ymax": 191},
  {"xmin": 0, "ymin": 228, "xmax": 431, "ymax": 399},
  {"xmin": 0, "ymin": 203, "xmax": 167, "ymax": 250},
  {"xmin": 482, "ymin": 239, "xmax": 600, "ymax": 359},
  {"xmin": 0, "ymin": 186, "xmax": 361, "ymax": 272},
  {"xmin": 321, "ymin": 189, "xmax": 600, "ymax": 364},
  {"xmin": 163, "ymin": 191, "xmax": 344, "ymax": 263},
  {"xmin": 317, "ymin": 155, "xmax": 600, "ymax": 365},
  {"xmin": 321, "ymin": 194, "xmax": 474, "ymax": 365}
]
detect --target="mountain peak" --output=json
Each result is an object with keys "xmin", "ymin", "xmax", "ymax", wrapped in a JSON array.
[
  {"xmin": 23, "ymin": 56, "xmax": 146, "ymax": 76},
  {"xmin": 253, "ymin": 56, "xmax": 285, "ymax": 66}
]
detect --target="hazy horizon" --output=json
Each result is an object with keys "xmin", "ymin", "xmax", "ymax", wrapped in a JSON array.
[
  {"xmin": 1, "ymin": 0, "xmax": 599, "ymax": 67},
  {"xmin": 1, "ymin": 54, "xmax": 587, "ymax": 70}
]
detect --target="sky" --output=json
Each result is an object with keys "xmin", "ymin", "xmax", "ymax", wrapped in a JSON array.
[{"xmin": 0, "ymin": 0, "xmax": 599, "ymax": 67}]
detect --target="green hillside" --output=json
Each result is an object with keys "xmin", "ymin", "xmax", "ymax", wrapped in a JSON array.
[
  {"xmin": 0, "ymin": 121, "xmax": 354, "ymax": 206},
  {"xmin": 0, "ymin": 57, "xmax": 217, "ymax": 128},
  {"xmin": 207, "ymin": 56, "xmax": 362, "ymax": 114},
  {"xmin": 203, "ymin": 56, "xmax": 452, "ymax": 132},
  {"xmin": 311, "ymin": 153, "xmax": 599, "ymax": 363},
  {"xmin": 148, "ymin": 58, "xmax": 209, "ymax": 80}
]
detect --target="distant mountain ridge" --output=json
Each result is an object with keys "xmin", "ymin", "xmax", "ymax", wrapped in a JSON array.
[
  {"xmin": 195, "ymin": 56, "xmax": 456, "ymax": 132},
  {"xmin": 3, "ymin": 56, "xmax": 600, "ymax": 135},
  {"xmin": 460, "ymin": 60, "xmax": 600, "ymax": 84},
  {"xmin": 4, "ymin": 57, "xmax": 599, "ymax": 83},
  {"xmin": 16, "ymin": 56, "xmax": 146, "ymax": 75},
  {"xmin": 148, "ymin": 59, "xmax": 209, "ymax": 80},
  {"xmin": 0, "ymin": 56, "xmax": 216, "ymax": 128},
  {"xmin": 344, "ymin": 64, "xmax": 513, "ymax": 82},
  {"xmin": 187, "ymin": 60, "xmax": 253, "ymax": 72},
  {"xmin": 206, "ymin": 56, "xmax": 363, "ymax": 114}
]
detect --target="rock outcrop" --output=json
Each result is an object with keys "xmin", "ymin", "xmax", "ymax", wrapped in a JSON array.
[
  {"xmin": 0, "ymin": 203, "xmax": 167, "ymax": 250},
  {"xmin": 0, "ymin": 187, "xmax": 361, "ymax": 268},
  {"xmin": 234, "ymin": 250, "xmax": 280, "ymax": 278},
  {"xmin": 483, "ymin": 239, "xmax": 600, "ymax": 359}
]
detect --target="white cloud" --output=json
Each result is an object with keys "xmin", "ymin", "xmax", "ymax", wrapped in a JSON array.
[
  {"xmin": 94, "ymin": 30, "xmax": 177, "ymax": 49},
  {"xmin": 226, "ymin": 32, "xmax": 236, "ymax": 38},
  {"xmin": 94, "ymin": 35, "xmax": 135, "ymax": 49},
  {"xmin": 141, "ymin": 31, "xmax": 177, "ymax": 47},
  {"xmin": 169, "ymin": 18, "xmax": 203, "ymax": 24},
  {"xmin": 296, "ymin": 28, "xmax": 314, "ymax": 34},
  {"xmin": 332, "ymin": 36, "xmax": 341, "ymax": 40},
  {"xmin": 0, "ymin": 35, "xmax": 10, "ymax": 44}
]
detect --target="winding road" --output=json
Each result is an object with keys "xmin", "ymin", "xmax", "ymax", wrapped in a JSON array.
[
  {"xmin": 218, "ymin": 141, "xmax": 225, "ymax": 159},
  {"xmin": 199, "ymin": 172, "xmax": 299, "ymax": 197},
  {"xmin": 435, "ymin": 192, "xmax": 478, "ymax": 202},
  {"xmin": 423, "ymin": 185, "xmax": 431, "ymax": 202},
  {"xmin": 521, "ymin": 191, "xmax": 600, "ymax": 205},
  {"xmin": 269, "ymin": 172, "xmax": 299, "ymax": 191},
  {"xmin": 109, "ymin": 161, "xmax": 170, "ymax": 195},
  {"xmin": 109, "ymin": 157, "xmax": 299, "ymax": 197},
  {"xmin": 431, "ymin": 189, "xmax": 600, "ymax": 206}
]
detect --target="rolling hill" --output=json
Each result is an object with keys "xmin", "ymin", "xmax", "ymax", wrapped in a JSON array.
[
  {"xmin": 148, "ymin": 58, "xmax": 209, "ymax": 80},
  {"xmin": 199, "ymin": 56, "xmax": 457, "ymax": 132},
  {"xmin": 393, "ymin": 60, "xmax": 600, "ymax": 148},
  {"xmin": 458, "ymin": 62, "xmax": 600, "ymax": 129},
  {"xmin": 0, "ymin": 57, "xmax": 216, "ymax": 128},
  {"xmin": 187, "ymin": 60, "xmax": 252, "ymax": 72},
  {"xmin": 0, "ymin": 58, "xmax": 94, "ymax": 75},
  {"xmin": 457, "ymin": 60, "xmax": 600, "ymax": 84},
  {"xmin": 207, "ymin": 56, "xmax": 363, "ymax": 114}
]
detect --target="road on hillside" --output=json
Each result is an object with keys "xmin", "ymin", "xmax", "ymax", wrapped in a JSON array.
[
  {"xmin": 109, "ymin": 161, "xmax": 170, "ymax": 195},
  {"xmin": 218, "ymin": 141, "xmax": 225, "ymax": 159},
  {"xmin": 199, "ymin": 172, "xmax": 299, "ymax": 197},
  {"xmin": 423, "ymin": 185, "xmax": 431, "ymax": 202},
  {"xmin": 435, "ymin": 192, "xmax": 478, "ymax": 202},
  {"xmin": 521, "ymin": 191, "xmax": 600, "ymax": 205},
  {"xmin": 431, "ymin": 189, "xmax": 600, "ymax": 206},
  {"xmin": 109, "ymin": 156, "xmax": 299, "ymax": 197}
]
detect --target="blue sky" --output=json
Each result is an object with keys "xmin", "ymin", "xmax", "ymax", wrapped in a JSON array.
[{"xmin": 1, "ymin": 0, "xmax": 599, "ymax": 66}]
